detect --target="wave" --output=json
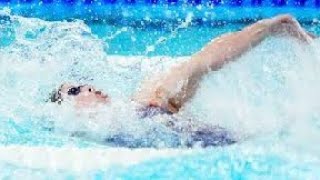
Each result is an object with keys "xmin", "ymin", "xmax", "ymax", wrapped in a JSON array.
[
  {"xmin": 0, "ymin": 9, "xmax": 320, "ymax": 155},
  {"xmin": 0, "ymin": 144, "xmax": 319, "ymax": 178}
]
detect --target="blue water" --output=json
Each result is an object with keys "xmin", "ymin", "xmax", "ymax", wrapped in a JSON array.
[{"xmin": 1, "ymin": 8, "xmax": 320, "ymax": 178}]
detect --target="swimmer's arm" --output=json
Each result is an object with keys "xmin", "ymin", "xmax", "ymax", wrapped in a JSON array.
[{"xmin": 134, "ymin": 15, "xmax": 314, "ymax": 113}]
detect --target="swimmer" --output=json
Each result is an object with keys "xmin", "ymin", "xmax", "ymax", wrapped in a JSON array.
[{"xmin": 50, "ymin": 14, "xmax": 316, "ymax": 147}]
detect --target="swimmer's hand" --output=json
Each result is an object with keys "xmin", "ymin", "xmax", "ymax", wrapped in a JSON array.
[
  {"xmin": 132, "ymin": 80, "xmax": 181, "ymax": 113},
  {"xmin": 265, "ymin": 14, "xmax": 314, "ymax": 43}
]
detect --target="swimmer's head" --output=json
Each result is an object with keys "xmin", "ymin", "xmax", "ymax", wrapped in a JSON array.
[{"xmin": 50, "ymin": 83, "xmax": 109, "ymax": 108}]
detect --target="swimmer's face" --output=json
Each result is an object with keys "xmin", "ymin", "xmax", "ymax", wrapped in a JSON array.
[{"xmin": 58, "ymin": 83, "xmax": 109, "ymax": 108}]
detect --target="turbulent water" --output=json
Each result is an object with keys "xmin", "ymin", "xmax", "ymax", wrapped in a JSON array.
[{"xmin": 1, "ymin": 9, "xmax": 320, "ymax": 178}]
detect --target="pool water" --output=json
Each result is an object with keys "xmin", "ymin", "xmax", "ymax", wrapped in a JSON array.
[{"xmin": 1, "ymin": 8, "xmax": 320, "ymax": 178}]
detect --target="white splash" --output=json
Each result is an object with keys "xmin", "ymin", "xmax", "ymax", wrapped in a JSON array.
[{"xmin": 1, "ymin": 11, "xmax": 320, "ymax": 176}]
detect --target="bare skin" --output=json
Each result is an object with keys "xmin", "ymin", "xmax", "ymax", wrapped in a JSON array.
[
  {"xmin": 133, "ymin": 14, "xmax": 315, "ymax": 113},
  {"xmin": 56, "ymin": 83, "xmax": 109, "ymax": 108},
  {"xmin": 55, "ymin": 14, "xmax": 315, "ymax": 113}
]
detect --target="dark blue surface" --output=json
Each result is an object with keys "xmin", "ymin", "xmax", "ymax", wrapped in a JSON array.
[
  {"xmin": 104, "ymin": 0, "xmax": 116, "ymax": 3},
  {"xmin": 19, "ymin": 0, "xmax": 33, "ymax": 3},
  {"xmin": 210, "ymin": 0, "xmax": 222, "ymax": 5},
  {"xmin": 294, "ymin": 0, "xmax": 307, "ymax": 6},
  {"xmin": 251, "ymin": 0, "xmax": 262, "ymax": 6},
  {"xmin": 0, "ymin": 0, "xmax": 10, "ymax": 3},
  {"xmin": 146, "ymin": 0, "xmax": 158, "ymax": 4},
  {"xmin": 229, "ymin": 0, "xmax": 243, "ymax": 6},
  {"xmin": 167, "ymin": 0, "xmax": 178, "ymax": 4},
  {"xmin": 273, "ymin": 0, "xmax": 287, "ymax": 6},
  {"xmin": 41, "ymin": 0, "xmax": 53, "ymax": 4},
  {"xmin": 188, "ymin": 0, "xmax": 201, "ymax": 5},
  {"xmin": 63, "ymin": 0, "xmax": 76, "ymax": 5}
]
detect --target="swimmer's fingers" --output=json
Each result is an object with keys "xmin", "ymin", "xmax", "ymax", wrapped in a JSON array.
[
  {"xmin": 267, "ymin": 14, "xmax": 313, "ymax": 43},
  {"xmin": 264, "ymin": 14, "xmax": 295, "ymax": 27},
  {"xmin": 273, "ymin": 14, "xmax": 295, "ymax": 24},
  {"xmin": 281, "ymin": 16, "xmax": 317, "ymax": 41}
]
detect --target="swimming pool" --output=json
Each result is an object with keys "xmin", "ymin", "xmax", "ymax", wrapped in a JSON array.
[{"xmin": 1, "ymin": 5, "xmax": 320, "ymax": 179}]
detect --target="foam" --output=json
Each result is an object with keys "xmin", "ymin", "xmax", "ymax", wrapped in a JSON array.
[
  {"xmin": 1, "ymin": 10, "xmax": 320, "ymax": 155},
  {"xmin": 0, "ymin": 145, "xmax": 193, "ymax": 171}
]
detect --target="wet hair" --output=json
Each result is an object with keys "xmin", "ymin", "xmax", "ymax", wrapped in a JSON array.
[{"xmin": 49, "ymin": 87, "xmax": 63, "ymax": 104}]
